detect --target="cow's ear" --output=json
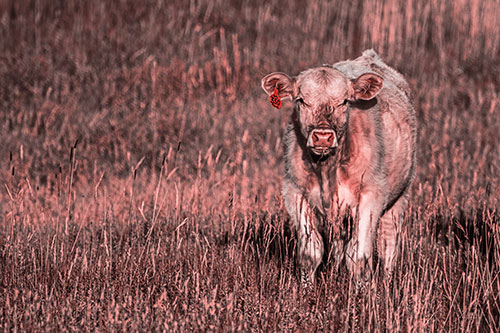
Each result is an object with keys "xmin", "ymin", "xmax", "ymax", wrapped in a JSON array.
[
  {"xmin": 350, "ymin": 73, "xmax": 384, "ymax": 101},
  {"xmin": 261, "ymin": 72, "xmax": 294, "ymax": 100}
]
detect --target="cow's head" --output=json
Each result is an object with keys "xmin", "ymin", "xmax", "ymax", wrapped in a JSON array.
[{"xmin": 262, "ymin": 67, "xmax": 383, "ymax": 159}]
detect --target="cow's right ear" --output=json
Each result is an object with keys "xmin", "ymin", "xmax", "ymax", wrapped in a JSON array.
[
  {"xmin": 349, "ymin": 72, "xmax": 384, "ymax": 101},
  {"xmin": 261, "ymin": 72, "xmax": 294, "ymax": 100}
]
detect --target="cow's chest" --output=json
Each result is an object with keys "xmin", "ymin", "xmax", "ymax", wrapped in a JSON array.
[
  {"xmin": 314, "ymin": 168, "xmax": 359, "ymax": 222},
  {"xmin": 307, "ymin": 176, "xmax": 358, "ymax": 239}
]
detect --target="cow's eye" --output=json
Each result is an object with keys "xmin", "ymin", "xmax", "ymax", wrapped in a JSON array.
[{"xmin": 295, "ymin": 98, "xmax": 310, "ymax": 107}]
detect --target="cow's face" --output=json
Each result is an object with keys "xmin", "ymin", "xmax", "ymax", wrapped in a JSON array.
[{"xmin": 262, "ymin": 67, "xmax": 383, "ymax": 158}]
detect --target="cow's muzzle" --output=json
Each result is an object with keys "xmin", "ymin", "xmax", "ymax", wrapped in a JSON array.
[{"xmin": 307, "ymin": 128, "xmax": 338, "ymax": 156}]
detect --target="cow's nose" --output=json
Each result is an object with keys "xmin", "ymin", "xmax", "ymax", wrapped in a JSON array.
[{"xmin": 311, "ymin": 129, "xmax": 336, "ymax": 147}]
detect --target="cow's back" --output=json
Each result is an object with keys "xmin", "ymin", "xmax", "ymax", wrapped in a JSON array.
[{"xmin": 333, "ymin": 49, "xmax": 412, "ymax": 100}]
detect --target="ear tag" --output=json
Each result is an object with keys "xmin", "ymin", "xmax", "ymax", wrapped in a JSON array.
[{"xmin": 270, "ymin": 87, "xmax": 282, "ymax": 109}]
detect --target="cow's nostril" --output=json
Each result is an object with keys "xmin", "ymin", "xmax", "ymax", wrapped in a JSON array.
[{"xmin": 313, "ymin": 132, "xmax": 320, "ymax": 143}]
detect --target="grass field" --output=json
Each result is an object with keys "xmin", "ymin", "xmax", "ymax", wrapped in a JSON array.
[{"xmin": 1, "ymin": 0, "xmax": 499, "ymax": 330}]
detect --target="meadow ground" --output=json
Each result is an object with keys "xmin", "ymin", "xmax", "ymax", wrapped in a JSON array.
[{"xmin": 1, "ymin": 0, "xmax": 499, "ymax": 331}]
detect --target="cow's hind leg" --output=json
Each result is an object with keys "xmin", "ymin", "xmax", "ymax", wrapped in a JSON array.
[
  {"xmin": 377, "ymin": 192, "xmax": 408, "ymax": 274},
  {"xmin": 284, "ymin": 182, "xmax": 324, "ymax": 286}
]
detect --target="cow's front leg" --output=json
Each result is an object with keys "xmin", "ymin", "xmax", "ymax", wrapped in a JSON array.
[
  {"xmin": 297, "ymin": 199, "xmax": 324, "ymax": 286},
  {"xmin": 346, "ymin": 192, "xmax": 383, "ymax": 275},
  {"xmin": 284, "ymin": 183, "xmax": 324, "ymax": 286}
]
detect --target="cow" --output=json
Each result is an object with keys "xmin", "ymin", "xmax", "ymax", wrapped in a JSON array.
[{"xmin": 261, "ymin": 50, "xmax": 416, "ymax": 284}]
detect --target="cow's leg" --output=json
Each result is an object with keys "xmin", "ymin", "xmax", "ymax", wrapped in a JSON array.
[
  {"xmin": 346, "ymin": 192, "xmax": 383, "ymax": 275},
  {"xmin": 283, "ymin": 181, "xmax": 324, "ymax": 286},
  {"xmin": 377, "ymin": 192, "xmax": 408, "ymax": 274}
]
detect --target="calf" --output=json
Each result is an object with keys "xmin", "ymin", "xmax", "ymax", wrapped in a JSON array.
[{"xmin": 262, "ymin": 50, "xmax": 416, "ymax": 283}]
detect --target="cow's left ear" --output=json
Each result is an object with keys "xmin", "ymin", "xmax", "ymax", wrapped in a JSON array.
[
  {"xmin": 350, "ymin": 73, "xmax": 384, "ymax": 100},
  {"xmin": 261, "ymin": 72, "xmax": 294, "ymax": 100}
]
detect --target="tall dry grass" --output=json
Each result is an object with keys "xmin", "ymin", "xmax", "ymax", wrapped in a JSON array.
[{"xmin": 1, "ymin": 0, "xmax": 499, "ymax": 330}]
